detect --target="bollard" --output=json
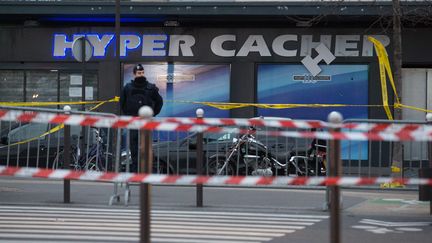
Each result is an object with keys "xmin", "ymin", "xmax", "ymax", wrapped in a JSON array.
[
  {"xmin": 63, "ymin": 105, "xmax": 71, "ymax": 204},
  {"xmin": 328, "ymin": 111, "xmax": 343, "ymax": 243},
  {"xmin": 419, "ymin": 113, "xmax": 432, "ymax": 214},
  {"xmin": 196, "ymin": 108, "xmax": 204, "ymax": 207},
  {"xmin": 139, "ymin": 106, "xmax": 153, "ymax": 243},
  {"xmin": 429, "ymin": 113, "xmax": 432, "ymax": 215}
]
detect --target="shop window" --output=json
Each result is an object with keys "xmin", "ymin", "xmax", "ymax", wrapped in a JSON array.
[
  {"xmin": 123, "ymin": 63, "xmax": 230, "ymax": 118},
  {"xmin": 0, "ymin": 70, "xmax": 24, "ymax": 102},
  {"xmin": 401, "ymin": 68, "xmax": 431, "ymax": 162},
  {"xmin": 0, "ymin": 70, "xmax": 25, "ymax": 132},
  {"xmin": 123, "ymin": 63, "xmax": 230, "ymax": 142},
  {"xmin": 59, "ymin": 71, "xmax": 98, "ymax": 111},
  {"xmin": 256, "ymin": 64, "xmax": 369, "ymax": 160},
  {"xmin": 1, "ymin": 69, "xmax": 97, "ymax": 112},
  {"xmin": 26, "ymin": 71, "xmax": 58, "ymax": 103}
]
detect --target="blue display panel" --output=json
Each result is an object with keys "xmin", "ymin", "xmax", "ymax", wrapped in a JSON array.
[
  {"xmin": 124, "ymin": 63, "xmax": 230, "ymax": 118},
  {"xmin": 257, "ymin": 64, "xmax": 369, "ymax": 160}
]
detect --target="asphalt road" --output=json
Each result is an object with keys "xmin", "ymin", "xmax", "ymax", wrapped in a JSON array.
[{"xmin": 0, "ymin": 177, "xmax": 430, "ymax": 243}]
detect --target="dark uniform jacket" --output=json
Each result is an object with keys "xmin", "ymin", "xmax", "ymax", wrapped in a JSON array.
[{"xmin": 120, "ymin": 77, "xmax": 163, "ymax": 116}]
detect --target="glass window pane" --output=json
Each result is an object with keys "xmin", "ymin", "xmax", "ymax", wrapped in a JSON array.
[
  {"xmin": 123, "ymin": 63, "xmax": 230, "ymax": 118},
  {"xmin": 26, "ymin": 71, "xmax": 58, "ymax": 103},
  {"xmin": 257, "ymin": 64, "xmax": 369, "ymax": 160},
  {"xmin": 0, "ymin": 70, "xmax": 24, "ymax": 132},
  {"xmin": 59, "ymin": 72, "xmax": 98, "ymax": 111},
  {"xmin": 9, "ymin": 123, "xmax": 48, "ymax": 143},
  {"xmin": 0, "ymin": 70, "xmax": 24, "ymax": 102}
]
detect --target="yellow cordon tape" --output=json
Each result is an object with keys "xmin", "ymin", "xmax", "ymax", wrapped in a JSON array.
[
  {"xmin": 369, "ymin": 37, "xmax": 404, "ymax": 188},
  {"xmin": 397, "ymin": 103, "xmax": 432, "ymax": 113},
  {"xmin": 0, "ymin": 96, "xmax": 119, "ymax": 107},
  {"xmin": 168, "ymin": 100, "xmax": 388, "ymax": 110},
  {"xmin": 368, "ymin": 36, "xmax": 432, "ymax": 118},
  {"xmin": 368, "ymin": 36, "xmax": 398, "ymax": 120}
]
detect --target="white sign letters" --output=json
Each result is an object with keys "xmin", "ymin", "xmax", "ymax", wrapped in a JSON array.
[{"xmin": 53, "ymin": 33, "xmax": 390, "ymax": 76}]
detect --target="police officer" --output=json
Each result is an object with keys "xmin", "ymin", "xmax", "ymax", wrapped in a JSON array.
[{"xmin": 120, "ymin": 64, "xmax": 163, "ymax": 172}]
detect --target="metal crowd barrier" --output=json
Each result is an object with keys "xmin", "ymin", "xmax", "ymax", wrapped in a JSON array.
[
  {"xmin": 0, "ymin": 106, "xmax": 116, "ymax": 171},
  {"xmin": 342, "ymin": 118, "xmax": 431, "ymax": 178},
  {"xmin": 1, "ymin": 105, "xmax": 431, "ymax": 204},
  {"xmin": 1, "ymin": 105, "xmax": 431, "ymax": 243},
  {"xmin": 0, "ymin": 105, "xmax": 345, "ymax": 184}
]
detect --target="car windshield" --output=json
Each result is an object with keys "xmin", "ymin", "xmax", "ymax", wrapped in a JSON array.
[
  {"xmin": 205, "ymin": 132, "xmax": 233, "ymax": 142},
  {"xmin": 178, "ymin": 132, "xmax": 234, "ymax": 146}
]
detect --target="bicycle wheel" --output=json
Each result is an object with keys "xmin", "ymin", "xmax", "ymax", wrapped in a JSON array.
[
  {"xmin": 52, "ymin": 152, "xmax": 63, "ymax": 170},
  {"xmin": 85, "ymin": 153, "xmax": 113, "ymax": 172},
  {"xmin": 52, "ymin": 151, "xmax": 79, "ymax": 170}
]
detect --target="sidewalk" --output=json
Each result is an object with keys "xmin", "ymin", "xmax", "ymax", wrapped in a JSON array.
[{"xmin": 0, "ymin": 177, "xmax": 430, "ymax": 216}]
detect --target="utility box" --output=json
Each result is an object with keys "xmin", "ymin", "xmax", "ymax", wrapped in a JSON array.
[{"xmin": 419, "ymin": 168, "xmax": 432, "ymax": 201}]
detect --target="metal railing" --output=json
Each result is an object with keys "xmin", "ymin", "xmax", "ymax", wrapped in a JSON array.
[
  {"xmin": 1, "ymin": 105, "xmax": 432, "ymax": 243},
  {"xmin": 342, "ymin": 118, "xmax": 431, "ymax": 178}
]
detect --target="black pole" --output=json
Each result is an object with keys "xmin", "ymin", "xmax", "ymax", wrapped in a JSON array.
[
  {"xmin": 81, "ymin": 37, "xmax": 86, "ymax": 112},
  {"xmin": 140, "ymin": 128, "xmax": 152, "ymax": 243},
  {"xmin": 328, "ymin": 112, "xmax": 342, "ymax": 243},
  {"xmin": 115, "ymin": 0, "xmax": 121, "ymax": 107},
  {"xmin": 63, "ymin": 108, "xmax": 71, "ymax": 203},
  {"xmin": 78, "ymin": 37, "xmax": 88, "ymax": 164},
  {"xmin": 196, "ymin": 109, "xmax": 204, "ymax": 207},
  {"xmin": 428, "ymin": 116, "xmax": 432, "ymax": 214},
  {"xmin": 138, "ymin": 107, "xmax": 153, "ymax": 243}
]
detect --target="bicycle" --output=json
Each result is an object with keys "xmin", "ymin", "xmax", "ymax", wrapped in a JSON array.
[{"xmin": 52, "ymin": 129, "xmax": 113, "ymax": 171}]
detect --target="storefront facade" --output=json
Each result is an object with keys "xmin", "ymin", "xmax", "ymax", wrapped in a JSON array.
[
  {"xmin": 1, "ymin": 1, "xmax": 432, "ymax": 167},
  {"xmin": 1, "ymin": 26, "xmax": 431, "ymax": 119},
  {"xmin": 1, "ymin": 1, "xmax": 431, "ymax": 118}
]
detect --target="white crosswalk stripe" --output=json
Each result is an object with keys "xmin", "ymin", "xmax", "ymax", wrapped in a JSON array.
[{"xmin": 0, "ymin": 205, "xmax": 328, "ymax": 243}]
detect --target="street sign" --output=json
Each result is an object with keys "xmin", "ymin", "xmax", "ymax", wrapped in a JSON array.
[{"xmin": 72, "ymin": 37, "xmax": 93, "ymax": 62}]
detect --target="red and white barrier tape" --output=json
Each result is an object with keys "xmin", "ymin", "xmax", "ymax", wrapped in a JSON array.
[
  {"xmin": 1, "ymin": 109, "xmax": 430, "ymax": 131},
  {"xmin": 165, "ymin": 117, "xmax": 432, "ymax": 134},
  {"xmin": 1, "ymin": 166, "xmax": 431, "ymax": 186},
  {"xmin": 1, "ymin": 109, "xmax": 431, "ymax": 141}
]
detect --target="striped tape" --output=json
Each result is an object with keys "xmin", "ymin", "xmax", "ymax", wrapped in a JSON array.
[
  {"xmin": 0, "ymin": 166, "xmax": 431, "ymax": 186},
  {"xmin": 0, "ymin": 109, "xmax": 431, "ymax": 141}
]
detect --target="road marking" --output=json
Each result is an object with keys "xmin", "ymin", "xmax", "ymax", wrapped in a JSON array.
[
  {"xmin": 395, "ymin": 227, "xmax": 423, "ymax": 232},
  {"xmin": 0, "ymin": 205, "xmax": 327, "ymax": 243},
  {"xmin": 351, "ymin": 218, "xmax": 431, "ymax": 234},
  {"xmin": 351, "ymin": 225, "xmax": 377, "ymax": 230},
  {"xmin": 0, "ymin": 209, "xmax": 322, "ymax": 222},
  {"xmin": 0, "ymin": 212, "xmax": 318, "ymax": 225},
  {"xmin": 0, "ymin": 228, "xmax": 283, "ymax": 239},
  {"xmin": 0, "ymin": 222, "xmax": 301, "ymax": 232},
  {"xmin": 381, "ymin": 198, "xmax": 428, "ymax": 205},
  {"xmin": 361, "ymin": 219, "xmax": 431, "ymax": 227},
  {"xmin": 0, "ymin": 205, "xmax": 329, "ymax": 218},
  {"xmin": 0, "ymin": 217, "xmax": 313, "ymax": 227}
]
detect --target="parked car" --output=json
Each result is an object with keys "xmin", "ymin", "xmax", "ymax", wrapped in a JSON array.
[{"xmin": 0, "ymin": 122, "xmax": 98, "ymax": 168}]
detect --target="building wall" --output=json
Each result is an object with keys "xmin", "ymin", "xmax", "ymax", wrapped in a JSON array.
[{"xmin": 1, "ymin": 26, "xmax": 431, "ymax": 119}]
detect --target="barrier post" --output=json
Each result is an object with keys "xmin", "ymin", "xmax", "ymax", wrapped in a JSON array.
[
  {"xmin": 429, "ymin": 114, "xmax": 432, "ymax": 215},
  {"xmin": 419, "ymin": 113, "xmax": 432, "ymax": 214},
  {"xmin": 63, "ymin": 105, "xmax": 71, "ymax": 203},
  {"xmin": 139, "ymin": 106, "xmax": 153, "ymax": 243},
  {"xmin": 196, "ymin": 108, "xmax": 204, "ymax": 207},
  {"xmin": 328, "ymin": 111, "xmax": 343, "ymax": 243}
]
